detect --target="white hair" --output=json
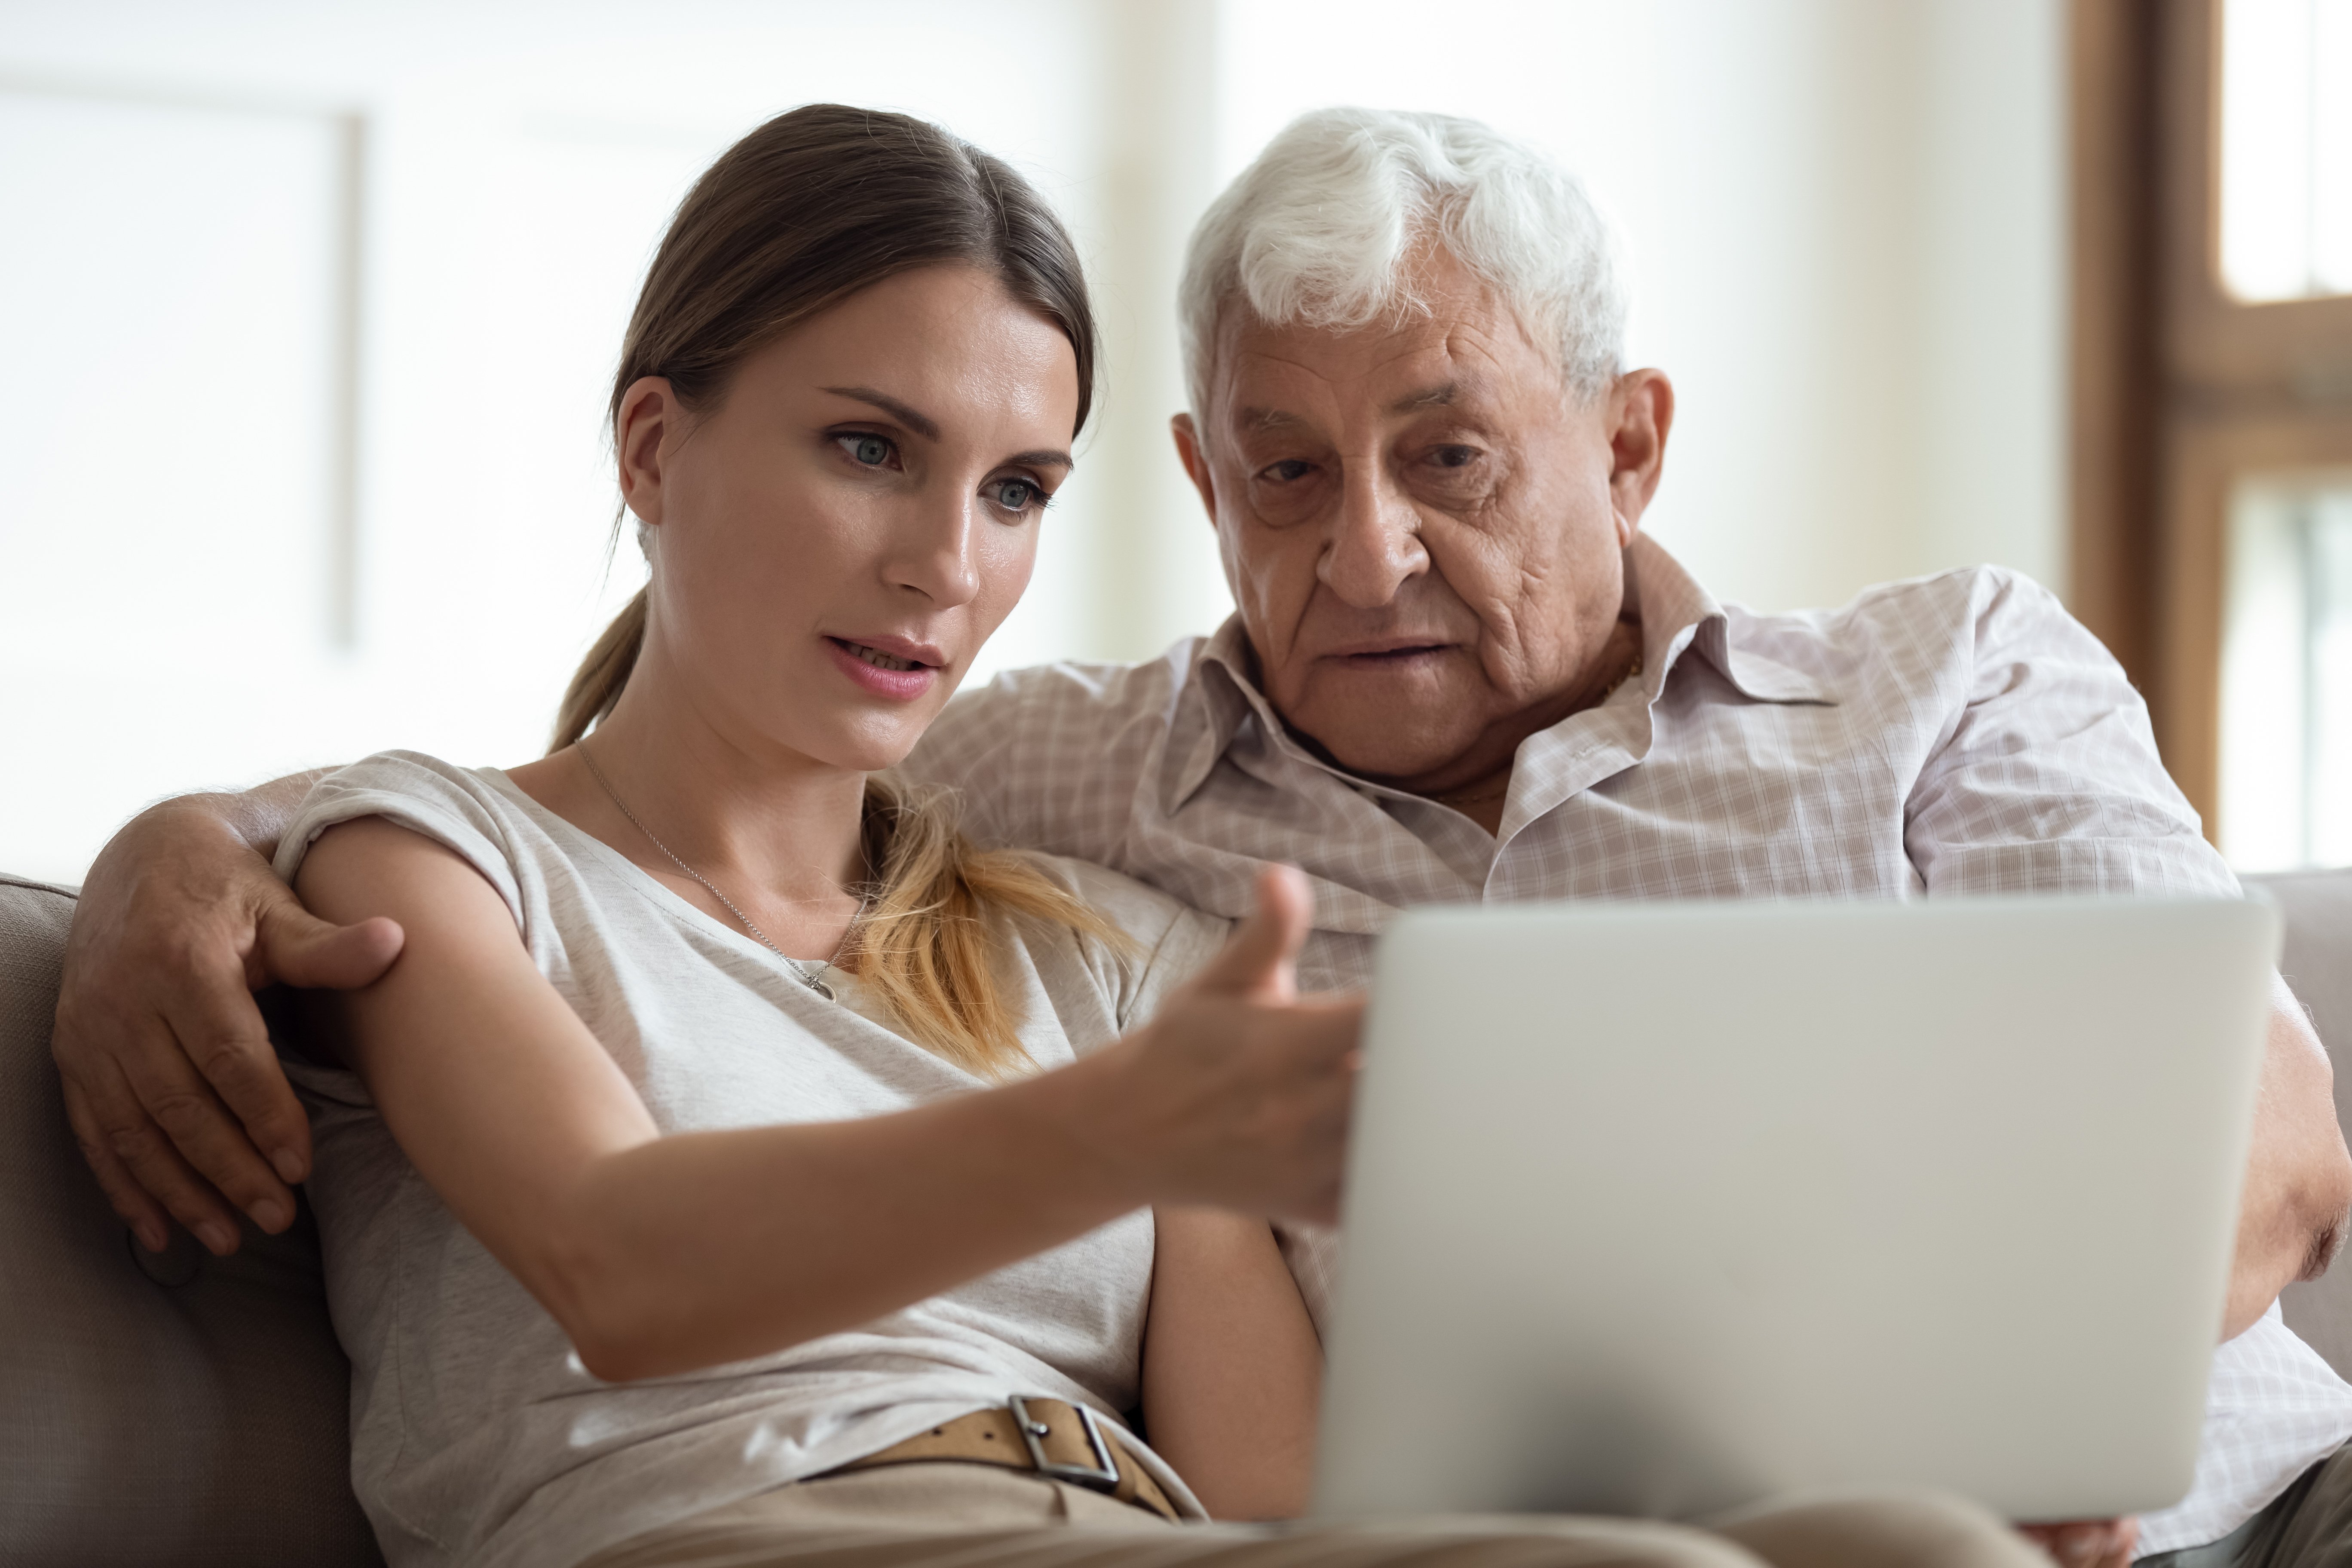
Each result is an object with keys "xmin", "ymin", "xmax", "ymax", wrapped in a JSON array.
[{"xmin": 1178, "ymin": 107, "xmax": 1626, "ymax": 420}]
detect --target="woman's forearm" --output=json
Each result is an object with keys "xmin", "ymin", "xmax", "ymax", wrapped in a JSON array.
[
  {"xmin": 305, "ymin": 820, "xmax": 1355, "ymax": 1384},
  {"xmin": 544, "ymin": 1050, "xmax": 1151, "ymax": 1381},
  {"xmin": 1140, "ymin": 1208, "xmax": 1322, "ymax": 1518}
]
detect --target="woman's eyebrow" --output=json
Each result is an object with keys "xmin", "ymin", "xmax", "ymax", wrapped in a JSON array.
[
  {"xmin": 821, "ymin": 386, "xmax": 940, "ymax": 440},
  {"xmin": 1003, "ymin": 449, "xmax": 1074, "ymax": 472},
  {"xmin": 821, "ymin": 385, "xmax": 1068, "ymax": 470}
]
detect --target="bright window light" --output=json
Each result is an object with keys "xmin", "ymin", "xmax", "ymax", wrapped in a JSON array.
[
  {"xmin": 2220, "ymin": 0, "xmax": 2352, "ymax": 302},
  {"xmin": 2220, "ymin": 475, "xmax": 2352, "ymax": 869}
]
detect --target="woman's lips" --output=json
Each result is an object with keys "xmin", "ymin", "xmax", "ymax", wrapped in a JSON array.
[{"xmin": 824, "ymin": 636, "xmax": 940, "ymax": 700}]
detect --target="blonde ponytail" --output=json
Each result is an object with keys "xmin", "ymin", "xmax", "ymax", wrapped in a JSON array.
[
  {"xmin": 551, "ymin": 590, "xmax": 648, "ymax": 753},
  {"xmin": 852, "ymin": 775, "xmax": 1130, "ymax": 1079}
]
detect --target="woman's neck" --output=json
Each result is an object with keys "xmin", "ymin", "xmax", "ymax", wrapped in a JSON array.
[{"xmin": 508, "ymin": 661, "xmax": 870, "ymax": 962}]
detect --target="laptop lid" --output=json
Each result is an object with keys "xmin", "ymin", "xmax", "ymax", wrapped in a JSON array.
[{"xmin": 1313, "ymin": 896, "xmax": 2278, "ymax": 1524}]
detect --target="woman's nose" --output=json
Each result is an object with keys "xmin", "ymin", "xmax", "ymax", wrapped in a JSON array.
[{"xmin": 886, "ymin": 490, "xmax": 982, "ymax": 607}]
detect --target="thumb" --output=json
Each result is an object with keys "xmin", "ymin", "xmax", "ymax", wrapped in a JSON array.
[
  {"xmin": 1194, "ymin": 864, "xmax": 1313, "ymax": 1002},
  {"xmin": 254, "ymin": 893, "xmax": 404, "ymax": 991}
]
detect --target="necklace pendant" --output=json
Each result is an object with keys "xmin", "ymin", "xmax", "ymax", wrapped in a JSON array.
[{"xmin": 805, "ymin": 974, "xmax": 836, "ymax": 1002}]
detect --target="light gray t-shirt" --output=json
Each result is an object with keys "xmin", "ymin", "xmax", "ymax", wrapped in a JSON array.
[{"xmin": 272, "ymin": 751, "xmax": 1229, "ymax": 1568}]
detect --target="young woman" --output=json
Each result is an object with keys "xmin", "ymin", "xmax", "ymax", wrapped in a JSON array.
[
  {"xmin": 276, "ymin": 103, "xmax": 2045, "ymax": 1568},
  {"xmin": 279, "ymin": 104, "xmax": 1345, "ymax": 1568}
]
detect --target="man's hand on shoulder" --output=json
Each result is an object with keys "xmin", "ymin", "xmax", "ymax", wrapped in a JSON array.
[{"xmin": 52, "ymin": 775, "xmax": 402, "ymax": 1256}]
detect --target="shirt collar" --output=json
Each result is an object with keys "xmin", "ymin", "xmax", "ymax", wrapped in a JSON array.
[
  {"xmin": 1161, "ymin": 533, "xmax": 1836, "ymax": 812},
  {"xmin": 1623, "ymin": 534, "xmax": 1839, "ymax": 707}
]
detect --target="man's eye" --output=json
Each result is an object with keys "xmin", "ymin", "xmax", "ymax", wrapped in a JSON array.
[
  {"xmin": 838, "ymin": 433, "xmax": 895, "ymax": 467},
  {"xmin": 1259, "ymin": 459, "xmax": 1314, "ymax": 483},
  {"xmin": 1430, "ymin": 445, "xmax": 1480, "ymax": 469}
]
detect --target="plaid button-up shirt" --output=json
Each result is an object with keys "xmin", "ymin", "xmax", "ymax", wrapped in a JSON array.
[{"xmin": 904, "ymin": 534, "xmax": 2352, "ymax": 1553}]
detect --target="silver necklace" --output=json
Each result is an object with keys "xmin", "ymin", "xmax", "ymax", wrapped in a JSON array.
[{"xmin": 577, "ymin": 740, "xmax": 864, "ymax": 1001}]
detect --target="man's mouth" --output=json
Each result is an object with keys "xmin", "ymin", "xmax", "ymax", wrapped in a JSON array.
[
  {"xmin": 1328, "ymin": 640, "xmax": 1455, "ymax": 665},
  {"xmin": 1343, "ymin": 644, "xmax": 1448, "ymax": 661}
]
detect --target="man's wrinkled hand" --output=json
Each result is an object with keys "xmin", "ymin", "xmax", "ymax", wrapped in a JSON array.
[{"xmin": 51, "ymin": 800, "xmax": 402, "ymax": 1256}]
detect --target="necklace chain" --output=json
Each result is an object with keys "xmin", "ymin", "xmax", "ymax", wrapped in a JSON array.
[{"xmin": 576, "ymin": 739, "xmax": 864, "ymax": 999}]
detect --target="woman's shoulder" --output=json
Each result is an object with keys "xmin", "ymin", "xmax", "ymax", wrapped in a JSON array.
[
  {"xmin": 304, "ymin": 748, "xmax": 513, "ymax": 807},
  {"xmin": 276, "ymin": 750, "xmax": 538, "ymax": 920},
  {"xmin": 1016, "ymin": 854, "xmax": 1229, "ymax": 1031}
]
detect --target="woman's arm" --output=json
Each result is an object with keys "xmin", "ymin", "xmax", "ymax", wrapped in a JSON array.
[
  {"xmin": 296, "ymin": 817, "xmax": 1357, "ymax": 1383},
  {"xmin": 1141, "ymin": 1208, "xmax": 1322, "ymax": 1519}
]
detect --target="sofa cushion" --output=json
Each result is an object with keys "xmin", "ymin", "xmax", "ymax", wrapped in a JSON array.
[{"xmin": 0, "ymin": 873, "xmax": 380, "ymax": 1567}]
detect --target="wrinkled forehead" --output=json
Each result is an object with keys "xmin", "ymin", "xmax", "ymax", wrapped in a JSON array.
[{"xmin": 1205, "ymin": 291, "xmax": 1556, "ymax": 441}]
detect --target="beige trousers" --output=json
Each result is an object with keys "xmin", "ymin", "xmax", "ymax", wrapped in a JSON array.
[{"xmin": 577, "ymin": 1462, "xmax": 2051, "ymax": 1568}]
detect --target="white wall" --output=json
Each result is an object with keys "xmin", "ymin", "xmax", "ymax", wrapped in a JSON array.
[{"xmin": 0, "ymin": 0, "xmax": 2067, "ymax": 884}]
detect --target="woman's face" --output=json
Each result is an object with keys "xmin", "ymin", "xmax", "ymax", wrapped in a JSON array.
[{"xmin": 616, "ymin": 264, "xmax": 1080, "ymax": 772}]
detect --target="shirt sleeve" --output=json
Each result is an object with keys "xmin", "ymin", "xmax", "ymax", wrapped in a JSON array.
[
  {"xmin": 1035, "ymin": 855, "xmax": 1229, "ymax": 1033},
  {"xmin": 1902, "ymin": 570, "xmax": 2241, "ymax": 898},
  {"xmin": 273, "ymin": 751, "xmax": 532, "ymax": 931}
]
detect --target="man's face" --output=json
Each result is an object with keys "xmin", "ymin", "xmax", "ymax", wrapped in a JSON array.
[{"xmin": 1174, "ymin": 249, "xmax": 1671, "ymax": 793}]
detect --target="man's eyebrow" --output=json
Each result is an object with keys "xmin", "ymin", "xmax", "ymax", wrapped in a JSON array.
[
  {"xmin": 1388, "ymin": 382, "xmax": 1458, "ymax": 414},
  {"xmin": 820, "ymin": 386, "xmax": 941, "ymax": 441},
  {"xmin": 1235, "ymin": 406, "xmax": 1310, "ymax": 434}
]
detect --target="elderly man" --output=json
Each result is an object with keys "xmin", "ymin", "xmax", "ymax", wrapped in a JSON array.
[{"xmin": 49, "ymin": 109, "xmax": 2352, "ymax": 1565}]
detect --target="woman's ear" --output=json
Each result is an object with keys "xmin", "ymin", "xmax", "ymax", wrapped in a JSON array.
[{"xmin": 616, "ymin": 377, "xmax": 680, "ymax": 527}]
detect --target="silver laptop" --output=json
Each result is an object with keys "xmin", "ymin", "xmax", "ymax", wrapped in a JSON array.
[{"xmin": 1313, "ymin": 896, "xmax": 2279, "ymax": 1525}]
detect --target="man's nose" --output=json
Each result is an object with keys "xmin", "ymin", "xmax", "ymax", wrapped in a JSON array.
[
  {"xmin": 886, "ymin": 490, "xmax": 982, "ymax": 608},
  {"xmin": 1318, "ymin": 464, "xmax": 1427, "ymax": 608}
]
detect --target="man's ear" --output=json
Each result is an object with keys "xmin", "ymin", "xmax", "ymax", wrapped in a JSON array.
[
  {"xmin": 1171, "ymin": 413, "xmax": 1218, "ymax": 524},
  {"xmin": 616, "ymin": 376, "xmax": 679, "ymax": 528},
  {"xmin": 1605, "ymin": 369, "xmax": 1675, "ymax": 545}
]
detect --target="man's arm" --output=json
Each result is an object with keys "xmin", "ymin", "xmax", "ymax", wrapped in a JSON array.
[
  {"xmin": 2228, "ymin": 977, "xmax": 2352, "ymax": 1338},
  {"xmin": 52, "ymin": 771, "xmax": 403, "ymax": 1256},
  {"xmin": 1898, "ymin": 569, "xmax": 2352, "ymax": 1337}
]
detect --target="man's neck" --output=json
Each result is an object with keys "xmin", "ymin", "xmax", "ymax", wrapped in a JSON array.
[{"xmin": 1362, "ymin": 617, "xmax": 1645, "ymax": 837}]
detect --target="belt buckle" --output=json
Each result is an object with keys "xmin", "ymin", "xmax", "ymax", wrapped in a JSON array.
[{"xmin": 1008, "ymin": 1394, "xmax": 1120, "ymax": 1492}]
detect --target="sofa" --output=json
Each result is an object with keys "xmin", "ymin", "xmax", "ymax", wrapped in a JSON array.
[{"xmin": 6, "ymin": 868, "xmax": 2352, "ymax": 1565}]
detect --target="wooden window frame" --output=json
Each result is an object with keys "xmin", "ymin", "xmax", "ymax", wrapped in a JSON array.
[{"xmin": 2072, "ymin": 0, "xmax": 2352, "ymax": 840}]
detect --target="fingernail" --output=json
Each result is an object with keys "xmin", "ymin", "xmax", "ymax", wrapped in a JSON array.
[
  {"xmin": 271, "ymin": 1148, "xmax": 305, "ymax": 1183},
  {"xmin": 136, "ymin": 1222, "xmax": 166, "ymax": 1253},
  {"xmin": 251, "ymin": 1198, "xmax": 290, "ymax": 1232},
  {"xmin": 198, "ymin": 1220, "xmax": 237, "ymax": 1255}
]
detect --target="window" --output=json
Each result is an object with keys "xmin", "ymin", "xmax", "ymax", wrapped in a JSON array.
[
  {"xmin": 2070, "ymin": 0, "xmax": 2352, "ymax": 869},
  {"xmin": 2220, "ymin": 475, "xmax": 2352, "ymax": 867},
  {"xmin": 2220, "ymin": 0, "xmax": 2352, "ymax": 302}
]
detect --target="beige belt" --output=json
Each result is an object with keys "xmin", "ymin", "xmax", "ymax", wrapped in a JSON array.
[{"xmin": 829, "ymin": 1396, "xmax": 1180, "ymax": 1522}]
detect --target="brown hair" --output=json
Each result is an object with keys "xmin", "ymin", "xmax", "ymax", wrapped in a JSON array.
[{"xmin": 551, "ymin": 104, "xmax": 1118, "ymax": 1076}]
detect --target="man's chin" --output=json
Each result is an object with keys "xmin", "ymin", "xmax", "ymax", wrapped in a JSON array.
[{"xmin": 1280, "ymin": 704, "xmax": 1485, "ymax": 786}]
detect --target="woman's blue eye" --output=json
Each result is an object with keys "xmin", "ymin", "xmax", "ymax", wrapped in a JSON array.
[
  {"xmin": 843, "ymin": 434, "xmax": 891, "ymax": 466},
  {"xmin": 989, "ymin": 478, "xmax": 1041, "ymax": 511}
]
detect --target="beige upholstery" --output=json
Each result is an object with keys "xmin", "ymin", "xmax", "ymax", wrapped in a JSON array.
[
  {"xmin": 0, "ymin": 874, "xmax": 380, "ymax": 1567},
  {"xmin": 1, "ymin": 868, "xmax": 2349, "ymax": 1565}
]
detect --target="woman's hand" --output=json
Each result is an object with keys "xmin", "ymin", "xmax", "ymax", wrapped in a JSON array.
[{"xmin": 1073, "ymin": 864, "xmax": 1362, "ymax": 1225}]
